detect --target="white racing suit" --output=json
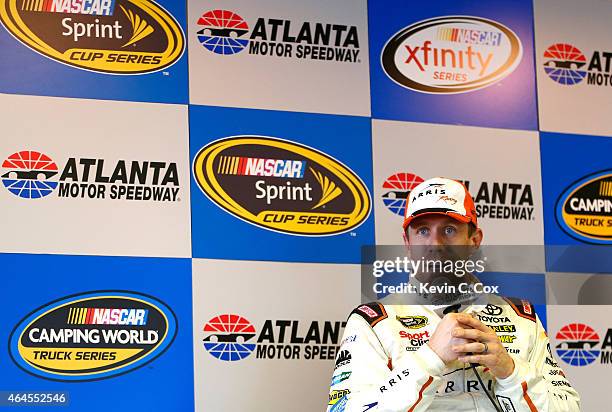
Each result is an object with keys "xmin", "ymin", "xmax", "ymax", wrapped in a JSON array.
[{"xmin": 327, "ymin": 296, "xmax": 580, "ymax": 412}]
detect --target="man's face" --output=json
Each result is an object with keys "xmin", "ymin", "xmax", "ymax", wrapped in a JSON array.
[
  {"xmin": 403, "ymin": 214, "xmax": 484, "ymax": 302},
  {"xmin": 404, "ymin": 214, "xmax": 483, "ymax": 265},
  {"xmin": 405, "ymin": 214, "xmax": 481, "ymax": 247}
]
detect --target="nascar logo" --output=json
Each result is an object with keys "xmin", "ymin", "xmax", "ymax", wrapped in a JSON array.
[
  {"xmin": 193, "ymin": 136, "xmax": 371, "ymax": 236},
  {"xmin": 0, "ymin": 0, "xmax": 184, "ymax": 74},
  {"xmin": 9, "ymin": 291, "xmax": 176, "ymax": 381},
  {"xmin": 66, "ymin": 308, "xmax": 148, "ymax": 325},
  {"xmin": 382, "ymin": 16, "xmax": 522, "ymax": 94}
]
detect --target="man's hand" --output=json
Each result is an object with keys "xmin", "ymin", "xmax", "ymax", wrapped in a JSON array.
[
  {"xmin": 450, "ymin": 314, "xmax": 515, "ymax": 379},
  {"xmin": 427, "ymin": 313, "xmax": 476, "ymax": 363}
]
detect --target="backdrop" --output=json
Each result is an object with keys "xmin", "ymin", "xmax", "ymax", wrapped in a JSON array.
[{"xmin": 0, "ymin": 0, "xmax": 610, "ymax": 411}]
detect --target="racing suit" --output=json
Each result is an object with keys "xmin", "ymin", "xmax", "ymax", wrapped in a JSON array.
[{"xmin": 327, "ymin": 296, "xmax": 580, "ymax": 412}]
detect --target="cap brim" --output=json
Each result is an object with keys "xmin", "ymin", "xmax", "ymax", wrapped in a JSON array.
[{"xmin": 402, "ymin": 211, "xmax": 472, "ymax": 230}]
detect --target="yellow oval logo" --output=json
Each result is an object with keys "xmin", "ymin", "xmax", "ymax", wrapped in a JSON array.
[
  {"xmin": 556, "ymin": 170, "xmax": 612, "ymax": 244},
  {"xmin": 0, "ymin": 0, "xmax": 184, "ymax": 74},
  {"xmin": 9, "ymin": 291, "xmax": 177, "ymax": 381},
  {"xmin": 192, "ymin": 136, "xmax": 371, "ymax": 236}
]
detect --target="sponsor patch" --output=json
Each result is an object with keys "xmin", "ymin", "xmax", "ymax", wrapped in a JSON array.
[
  {"xmin": 496, "ymin": 395, "xmax": 516, "ymax": 412},
  {"xmin": 329, "ymin": 389, "xmax": 350, "ymax": 406},
  {"xmin": 503, "ymin": 297, "xmax": 535, "ymax": 322},
  {"xmin": 350, "ymin": 302, "xmax": 387, "ymax": 327},
  {"xmin": 396, "ymin": 315, "xmax": 428, "ymax": 329},
  {"xmin": 331, "ymin": 371, "xmax": 351, "ymax": 386}
]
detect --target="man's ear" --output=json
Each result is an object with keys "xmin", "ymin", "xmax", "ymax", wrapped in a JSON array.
[{"xmin": 470, "ymin": 227, "xmax": 483, "ymax": 248}]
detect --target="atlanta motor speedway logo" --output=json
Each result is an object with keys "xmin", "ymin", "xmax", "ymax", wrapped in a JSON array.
[
  {"xmin": 543, "ymin": 43, "xmax": 612, "ymax": 87},
  {"xmin": 554, "ymin": 323, "xmax": 612, "ymax": 367},
  {"xmin": 543, "ymin": 44, "xmax": 587, "ymax": 85},
  {"xmin": 202, "ymin": 313, "xmax": 346, "ymax": 362},
  {"xmin": 1, "ymin": 151, "xmax": 59, "ymax": 198},
  {"xmin": 381, "ymin": 173, "xmax": 423, "ymax": 216},
  {"xmin": 1, "ymin": 150, "xmax": 181, "ymax": 202},
  {"xmin": 196, "ymin": 9, "xmax": 361, "ymax": 62},
  {"xmin": 381, "ymin": 172, "xmax": 534, "ymax": 221}
]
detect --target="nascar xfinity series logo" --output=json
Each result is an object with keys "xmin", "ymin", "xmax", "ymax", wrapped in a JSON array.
[
  {"xmin": 381, "ymin": 172, "xmax": 534, "ymax": 221},
  {"xmin": 1, "ymin": 150, "xmax": 181, "ymax": 202},
  {"xmin": 381, "ymin": 16, "xmax": 522, "ymax": 94},
  {"xmin": 192, "ymin": 136, "xmax": 371, "ymax": 236},
  {"xmin": 555, "ymin": 323, "xmax": 612, "ymax": 367},
  {"xmin": 196, "ymin": 9, "xmax": 360, "ymax": 62},
  {"xmin": 0, "ymin": 0, "xmax": 184, "ymax": 74},
  {"xmin": 555, "ymin": 170, "xmax": 612, "ymax": 244},
  {"xmin": 8, "ymin": 291, "xmax": 177, "ymax": 381},
  {"xmin": 202, "ymin": 313, "xmax": 345, "ymax": 362},
  {"xmin": 543, "ymin": 43, "xmax": 612, "ymax": 87}
]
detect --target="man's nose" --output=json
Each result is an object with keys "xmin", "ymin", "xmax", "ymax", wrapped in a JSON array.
[{"xmin": 429, "ymin": 228, "xmax": 445, "ymax": 246}]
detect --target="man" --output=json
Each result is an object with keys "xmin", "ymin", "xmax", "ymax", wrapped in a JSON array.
[{"xmin": 327, "ymin": 177, "xmax": 580, "ymax": 412}]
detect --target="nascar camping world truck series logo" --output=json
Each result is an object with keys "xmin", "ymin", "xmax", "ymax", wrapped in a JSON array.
[
  {"xmin": 555, "ymin": 170, "xmax": 612, "ymax": 244},
  {"xmin": 381, "ymin": 16, "xmax": 522, "ymax": 94},
  {"xmin": 192, "ymin": 136, "xmax": 371, "ymax": 236},
  {"xmin": 8, "ymin": 291, "xmax": 177, "ymax": 381},
  {"xmin": 0, "ymin": 0, "xmax": 184, "ymax": 74},
  {"xmin": 195, "ymin": 9, "xmax": 361, "ymax": 62}
]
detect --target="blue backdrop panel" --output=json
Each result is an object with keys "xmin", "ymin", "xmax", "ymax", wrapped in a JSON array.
[
  {"xmin": 368, "ymin": 0, "xmax": 537, "ymax": 130},
  {"xmin": 0, "ymin": 0, "xmax": 188, "ymax": 104},
  {"xmin": 189, "ymin": 105, "xmax": 374, "ymax": 263},
  {"xmin": 541, "ymin": 132, "xmax": 612, "ymax": 272},
  {"xmin": 0, "ymin": 253, "xmax": 194, "ymax": 412}
]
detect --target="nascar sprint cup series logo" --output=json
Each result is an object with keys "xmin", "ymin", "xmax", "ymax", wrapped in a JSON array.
[
  {"xmin": 9, "ymin": 291, "xmax": 177, "ymax": 381},
  {"xmin": 192, "ymin": 136, "xmax": 371, "ymax": 236},
  {"xmin": 382, "ymin": 16, "xmax": 522, "ymax": 94},
  {"xmin": 556, "ymin": 170, "xmax": 612, "ymax": 244},
  {"xmin": 0, "ymin": 0, "xmax": 184, "ymax": 73}
]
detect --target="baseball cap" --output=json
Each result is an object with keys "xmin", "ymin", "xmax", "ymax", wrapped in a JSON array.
[{"xmin": 402, "ymin": 177, "xmax": 478, "ymax": 231}]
